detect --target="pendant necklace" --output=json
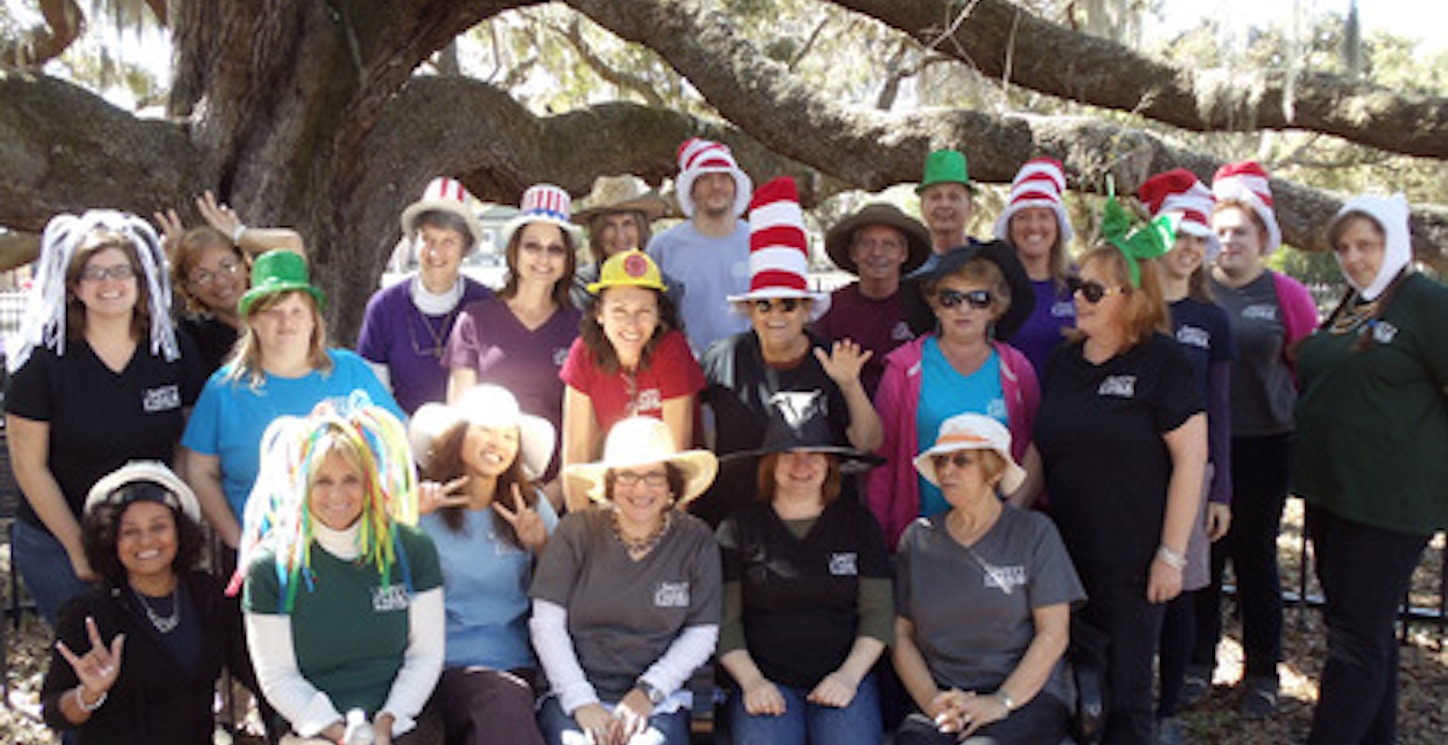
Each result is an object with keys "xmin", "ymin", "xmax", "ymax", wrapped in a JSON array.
[{"xmin": 132, "ymin": 586, "xmax": 180, "ymax": 634}]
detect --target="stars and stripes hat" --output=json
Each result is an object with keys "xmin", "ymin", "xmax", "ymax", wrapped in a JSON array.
[
  {"xmin": 674, "ymin": 137, "xmax": 753, "ymax": 218},
  {"xmin": 1139, "ymin": 168, "xmax": 1221, "ymax": 259},
  {"xmin": 399, "ymin": 176, "xmax": 485, "ymax": 253},
  {"xmin": 1211, "ymin": 160, "xmax": 1282, "ymax": 254},
  {"xmin": 502, "ymin": 183, "xmax": 585, "ymax": 248},
  {"xmin": 727, "ymin": 176, "xmax": 829, "ymax": 319},
  {"xmin": 992, "ymin": 158, "xmax": 1075, "ymax": 244}
]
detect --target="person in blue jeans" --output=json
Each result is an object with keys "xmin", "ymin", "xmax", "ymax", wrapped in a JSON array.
[{"xmin": 716, "ymin": 408, "xmax": 892, "ymax": 745}]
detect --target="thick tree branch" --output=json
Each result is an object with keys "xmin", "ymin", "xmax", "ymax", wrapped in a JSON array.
[
  {"xmin": 1, "ymin": 0, "xmax": 84, "ymax": 67},
  {"xmin": 830, "ymin": 0, "xmax": 1448, "ymax": 159}
]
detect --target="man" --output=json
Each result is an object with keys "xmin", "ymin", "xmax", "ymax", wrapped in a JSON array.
[
  {"xmin": 813, "ymin": 203, "xmax": 930, "ymax": 398},
  {"xmin": 910, "ymin": 148, "xmax": 979, "ymax": 278},
  {"xmin": 647, "ymin": 137, "xmax": 754, "ymax": 355}
]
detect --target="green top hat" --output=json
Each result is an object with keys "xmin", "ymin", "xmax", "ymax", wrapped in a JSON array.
[
  {"xmin": 239, "ymin": 250, "xmax": 326, "ymax": 316},
  {"xmin": 916, "ymin": 149, "xmax": 975, "ymax": 194}
]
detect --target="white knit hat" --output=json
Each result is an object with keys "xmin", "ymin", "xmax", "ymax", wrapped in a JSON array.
[
  {"xmin": 1139, "ymin": 168, "xmax": 1222, "ymax": 260},
  {"xmin": 1333, "ymin": 193, "xmax": 1413, "ymax": 302},
  {"xmin": 992, "ymin": 158, "xmax": 1074, "ymax": 244},
  {"xmin": 674, "ymin": 137, "xmax": 752, "ymax": 218},
  {"xmin": 726, "ymin": 176, "xmax": 829, "ymax": 318},
  {"xmin": 1212, "ymin": 161, "xmax": 1282, "ymax": 254},
  {"xmin": 399, "ymin": 177, "xmax": 485, "ymax": 254}
]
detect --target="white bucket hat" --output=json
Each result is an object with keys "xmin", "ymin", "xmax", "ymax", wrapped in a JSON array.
[
  {"xmin": 409, "ymin": 385, "xmax": 556, "ymax": 479},
  {"xmin": 913, "ymin": 413, "xmax": 1025, "ymax": 494},
  {"xmin": 563, "ymin": 417, "xmax": 718, "ymax": 505},
  {"xmin": 84, "ymin": 461, "xmax": 202, "ymax": 523}
]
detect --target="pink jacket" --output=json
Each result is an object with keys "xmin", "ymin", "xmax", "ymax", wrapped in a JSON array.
[
  {"xmin": 867, "ymin": 336, "xmax": 1040, "ymax": 550},
  {"xmin": 1272, "ymin": 271, "xmax": 1319, "ymax": 378}
]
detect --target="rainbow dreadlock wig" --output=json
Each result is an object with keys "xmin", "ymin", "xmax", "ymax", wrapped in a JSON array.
[{"xmin": 230, "ymin": 391, "xmax": 420, "ymax": 611}]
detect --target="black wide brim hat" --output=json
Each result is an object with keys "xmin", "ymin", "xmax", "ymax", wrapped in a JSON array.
[
  {"xmin": 927, "ymin": 239, "xmax": 1036, "ymax": 342},
  {"xmin": 722, "ymin": 404, "xmax": 884, "ymax": 475}
]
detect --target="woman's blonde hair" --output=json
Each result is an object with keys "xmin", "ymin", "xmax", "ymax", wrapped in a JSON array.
[{"xmin": 226, "ymin": 289, "xmax": 333, "ymax": 387}]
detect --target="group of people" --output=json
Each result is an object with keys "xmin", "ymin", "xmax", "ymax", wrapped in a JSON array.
[{"xmin": 4, "ymin": 138, "xmax": 1443, "ymax": 745}]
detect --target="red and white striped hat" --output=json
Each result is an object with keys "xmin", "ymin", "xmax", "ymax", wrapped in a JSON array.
[
  {"xmin": 727, "ymin": 176, "xmax": 829, "ymax": 318},
  {"xmin": 992, "ymin": 158, "xmax": 1075, "ymax": 244},
  {"xmin": 1139, "ymin": 168, "xmax": 1221, "ymax": 259},
  {"xmin": 1212, "ymin": 160, "xmax": 1282, "ymax": 253},
  {"xmin": 502, "ymin": 183, "xmax": 584, "ymax": 248},
  {"xmin": 399, "ymin": 176, "xmax": 485, "ymax": 254},
  {"xmin": 674, "ymin": 137, "xmax": 752, "ymax": 218}
]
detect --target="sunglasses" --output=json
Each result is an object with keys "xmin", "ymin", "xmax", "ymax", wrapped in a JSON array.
[
  {"xmin": 936, "ymin": 288, "xmax": 993, "ymax": 310},
  {"xmin": 1067, "ymin": 277, "xmax": 1126, "ymax": 304},
  {"xmin": 930, "ymin": 451, "xmax": 978, "ymax": 470},
  {"xmin": 752, "ymin": 298, "xmax": 803, "ymax": 314}
]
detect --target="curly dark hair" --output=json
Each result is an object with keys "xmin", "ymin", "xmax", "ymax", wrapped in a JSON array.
[
  {"xmin": 421, "ymin": 422, "xmax": 538, "ymax": 550},
  {"xmin": 580, "ymin": 286, "xmax": 683, "ymax": 376},
  {"xmin": 81, "ymin": 483, "xmax": 204, "ymax": 587}
]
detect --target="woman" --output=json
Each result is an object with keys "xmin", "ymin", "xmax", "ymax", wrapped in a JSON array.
[
  {"xmin": 894, "ymin": 414, "xmax": 1084, "ymax": 745},
  {"xmin": 698, "ymin": 177, "xmax": 881, "ymax": 528},
  {"xmin": 410, "ymin": 385, "xmax": 558, "ymax": 745},
  {"xmin": 1139, "ymin": 170, "xmax": 1236, "ymax": 738},
  {"xmin": 41, "ymin": 462, "xmax": 246, "ymax": 744},
  {"xmin": 241, "ymin": 398, "xmax": 443, "ymax": 744},
  {"xmin": 446, "ymin": 184, "xmax": 582, "ymax": 487},
  {"xmin": 869, "ymin": 240, "xmax": 1041, "ymax": 550},
  {"xmin": 1191, "ymin": 161, "xmax": 1317, "ymax": 717},
  {"xmin": 357, "ymin": 177, "xmax": 493, "ymax": 414},
  {"xmin": 531, "ymin": 417, "xmax": 722, "ymax": 745},
  {"xmin": 1295, "ymin": 195, "xmax": 1448, "ymax": 745},
  {"xmin": 1033, "ymin": 195, "xmax": 1207, "ymax": 745},
  {"xmin": 5, "ymin": 210, "xmax": 204, "ymax": 626},
  {"xmin": 560, "ymin": 249, "xmax": 703, "ymax": 511},
  {"xmin": 716, "ymin": 412, "xmax": 892, "ymax": 745},
  {"xmin": 993, "ymin": 158, "xmax": 1077, "ymax": 373},
  {"xmin": 569, "ymin": 174, "xmax": 670, "ymax": 310},
  {"xmin": 181, "ymin": 249, "xmax": 401, "ymax": 551}
]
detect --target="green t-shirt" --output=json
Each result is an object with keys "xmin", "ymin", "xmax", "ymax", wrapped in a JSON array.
[
  {"xmin": 244, "ymin": 524, "xmax": 442, "ymax": 714},
  {"xmin": 1295, "ymin": 274, "xmax": 1448, "ymax": 533}
]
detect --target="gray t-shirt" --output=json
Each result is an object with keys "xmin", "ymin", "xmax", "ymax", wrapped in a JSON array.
[
  {"xmin": 1209, "ymin": 272, "xmax": 1297, "ymax": 435},
  {"xmin": 896, "ymin": 506, "xmax": 1085, "ymax": 706},
  {"xmin": 531, "ymin": 508, "xmax": 722, "ymax": 701}
]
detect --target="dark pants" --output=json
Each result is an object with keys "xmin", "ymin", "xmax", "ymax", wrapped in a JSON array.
[
  {"xmin": 1192, "ymin": 434, "xmax": 1290, "ymax": 680},
  {"xmin": 1079, "ymin": 568, "xmax": 1163, "ymax": 745},
  {"xmin": 1305, "ymin": 507, "xmax": 1430, "ymax": 745},
  {"xmin": 1156, "ymin": 589, "xmax": 1198, "ymax": 717},
  {"xmin": 894, "ymin": 692, "xmax": 1070, "ymax": 745},
  {"xmin": 433, "ymin": 666, "xmax": 547, "ymax": 745}
]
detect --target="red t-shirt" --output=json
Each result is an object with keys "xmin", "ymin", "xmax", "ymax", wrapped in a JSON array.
[{"xmin": 559, "ymin": 329, "xmax": 705, "ymax": 435}]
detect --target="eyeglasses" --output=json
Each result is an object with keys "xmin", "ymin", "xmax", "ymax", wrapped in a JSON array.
[
  {"xmin": 79, "ymin": 264, "xmax": 137, "ymax": 282},
  {"xmin": 751, "ymin": 298, "xmax": 802, "ymax": 314},
  {"xmin": 612, "ymin": 469, "xmax": 669, "ymax": 488},
  {"xmin": 188, "ymin": 258, "xmax": 242, "ymax": 287},
  {"xmin": 1067, "ymin": 277, "xmax": 1126, "ymax": 304},
  {"xmin": 935, "ymin": 288, "xmax": 993, "ymax": 310},
  {"xmin": 931, "ymin": 452, "xmax": 977, "ymax": 470}
]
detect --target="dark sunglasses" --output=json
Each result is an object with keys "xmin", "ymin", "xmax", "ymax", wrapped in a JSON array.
[
  {"xmin": 752, "ymin": 298, "xmax": 802, "ymax": 314},
  {"xmin": 936, "ymin": 288, "xmax": 993, "ymax": 310},
  {"xmin": 1067, "ymin": 277, "xmax": 1125, "ymax": 304},
  {"xmin": 931, "ymin": 451, "xmax": 977, "ymax": 470}
]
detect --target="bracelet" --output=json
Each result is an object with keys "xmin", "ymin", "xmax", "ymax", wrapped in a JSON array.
[
  {"xmin": 995, "ymin": 690, "xmax": 1015, "ymax": 714},
  {"xmin": 75, "ymin": 686, "xmax": 107, "ymax": 712},
  {"xmin": 231, "ymin": 223, "xmax": 248, "ymax": 244},
  {"xmin": 1156, "ymin": 544, "xmax": 1187, "ymax": 570}
]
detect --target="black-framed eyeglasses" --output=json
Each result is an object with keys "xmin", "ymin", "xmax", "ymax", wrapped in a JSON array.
[
  {"xmin": 1067, "ymin": 277, "xmax": 1125, "ymax": 304},
  {"xmin": 188, "ymin": 258, "xmax": 242, "ymax": 287},
  {"xmin": 752, "ymin": 298, "xmax": 802, "ymax": 314},
  {"xmin": 79, "ymin": 264, "xmax": 137, "ymax": 282},
  {"xmin": 931, "ymin": 451, "xmax": 976, "ymax": 470},
  {"xmin": 936, "ymin": 288, "xmax": 993, "ymax": 310},
  {"xmin": 612, "ymin": 469, "xmax": 669, "ymax": 488}
]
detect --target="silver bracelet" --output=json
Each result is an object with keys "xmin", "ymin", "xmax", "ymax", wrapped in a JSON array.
[
  {"xmin": 231, "ymin": 223, "xmax": 248, "ymax": 244},
  {"xmin": 1156, "ymin": 544, "xmax": 1187, "ymax": 570},
  {"xmin": 75, "ymin": 686, "xmax": 107, "ymax": 712},
  {"xmin": 996, "ymin": 690, "xmax": 1016, "ymax": 714}
]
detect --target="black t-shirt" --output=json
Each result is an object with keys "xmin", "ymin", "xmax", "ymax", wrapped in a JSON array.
[
  {"xmin": 1033, "ymin": 334, "xmax": 1201, "ymax": 577},
  {"xmin": 4, "ymin": 336, "xmax": 206, "ymax": 527},
  {"xmin": 696, "ymin": 331, "xmax": 852, "ymax": 527},
  {"xmin": 177, "ymin": 314, "xmax": 239, "ymax": 373},
  {"xmin": 717, "ymin": 499, "xmax": 891, "ymax": 689}
]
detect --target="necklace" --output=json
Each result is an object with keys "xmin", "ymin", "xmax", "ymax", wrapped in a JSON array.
[
  {"xmin": 612, "ymin": 508, "xmax": 671, "ymax": 558},
  {"xmin": 1328, "ymin": 297, "xmax": 1381, "ymax": 336},
  {"xmin": 132, "ymin": 586, "xmax": 180, "ymax": 634},
  {"xmin": 407, "ymin": 306, "xmax": 461, "ymax": 361}
]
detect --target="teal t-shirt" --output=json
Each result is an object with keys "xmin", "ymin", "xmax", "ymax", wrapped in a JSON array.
[
  {"xmin": 244, "ymin": 524, "xmax": 442, "ymax": 715},
  {"xmin": 916, "ymin": 338, "xmax": 1006, "ymax": 516}
]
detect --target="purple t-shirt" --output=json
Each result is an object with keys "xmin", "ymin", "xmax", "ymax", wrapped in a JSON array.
[
  {"xmin": 356, "ymin": 277, "xmax": 492, "ymax": 414},
  {"xmin": 445, "ymin": 296, "xmax": 581, "ymax": 474},
  {"xmin": 812, "ymin": 283, "xmax": 917, "ymax": 399},
  {"xmin": 1010, "ymin": 278, "xmax": 1075, "ymax": 375}
]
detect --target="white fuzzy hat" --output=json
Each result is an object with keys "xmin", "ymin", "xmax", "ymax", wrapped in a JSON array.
[
  {"xmin": 1333, "ymin": 193, "xmax": 1413, "ymax": 302},
  {"xmin": 674, "ymin": 138, "xmax": 752, "ymax": 219}
]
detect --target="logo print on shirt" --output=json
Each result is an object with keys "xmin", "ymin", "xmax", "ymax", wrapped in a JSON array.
[
  {"xmin": 828, "ymin": 552, "xmax": 858, "ymax": 576},
  {"xmin": 1098, "ymin": 375, "xmax": 1137, "ymax": 398},
  {"xmin": 142, "ymin": 384, "xmax": 182, "ymax": 413},
  {"xmin": 1371, "ymin": 321, "xmax": 1398, "ymax": 344},
  {"xmin": 635, "ymin": 388, "xmax": 663, "ymax": 413},
  {"xmin": 982, "ymin": 564, "xmax": 1028, "ymax": 593},
  {"xmin": 553, "ymin": 347, "xmax": 570, "ymax": 366},
  {"xmin": 986, "ymin": 399, "xmax": 1007, "ymax": 421},
  {"xmin": 891, "ymin": 321, "xmax": 915, "ymax": 341},
  {"xmin": 372, "ymin": 585, "xmax": 410, "ymax": 612},
  {"xmin": 1242, "ymin": 304, "xmax": 1278, "ymax": 321},
  {"xmin": 1176, "ymin": 325, "xmax": 1210, "ymax": 349},
  {"xmin": 654, "ymin": 581, "xmax": 691, "ymax": 608},
  {"xmin": 1051, "ymin": 300, "xmax": 1075, "ymax": 318},
  {"xmin": 769, "ymin": 391, "xmax": 827, "ymax": 430}
]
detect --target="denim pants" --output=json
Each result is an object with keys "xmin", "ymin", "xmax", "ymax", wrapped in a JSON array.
[
  {"xmin": 1305, "ymin": 506, "xmax": 1430, "ymax": 745},
  {"xmin": 537, "ymin": 695, "xmax": 690, "ymax": 745},
  {"xmin": 728, "ymin": 673, "xmax": 882, "ymax": 745},
  {"xmin": 1192, "ymin": 433, "xmax": 1291, "ymax": 680},
  {"xmin": 11, "ymin": 519, "xmax": 90, "ymax": 627}
]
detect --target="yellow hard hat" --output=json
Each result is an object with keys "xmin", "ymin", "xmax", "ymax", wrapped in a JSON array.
[{"xmin": 586, "ymin": 249, "xmax": 667, "ymax": 294}]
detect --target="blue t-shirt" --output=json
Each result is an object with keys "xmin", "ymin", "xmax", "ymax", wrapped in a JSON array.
[
  {"xmin": 916, "ymin": 338, "xmax": 1005, "ymax": 516},
  {"xmin": 420, "ymin": 494, "xmax": 558, "ymax": 670},
  {"xmin": 646, "ymin": 220, "xmax": 752, "ymax": 356},
  {"xmin": 181, "ymin": 349, "xmax": 403, "ymax": 519}
]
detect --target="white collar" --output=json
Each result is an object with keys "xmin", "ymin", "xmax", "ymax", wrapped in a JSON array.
[
  {"xmin": 312, "ymin": 519, "xmax": 362, "ymax": 561},
  {"xmin": 410, "ymin": 276, "xmax": 465, "ymax": 315}
]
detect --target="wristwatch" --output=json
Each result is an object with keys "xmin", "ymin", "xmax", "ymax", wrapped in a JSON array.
[{"xmin": 636, "ymin": 679, "xmax": 667, "ymax": 705}]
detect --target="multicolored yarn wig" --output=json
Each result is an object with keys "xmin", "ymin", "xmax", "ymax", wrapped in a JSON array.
[
  {"xmin": 1100, "ymin": 179, "xmax": 1175, "ymax": 287},
  {"xmin": 228, "ymin": 391, "xmax": 420, "ymax": 611},
  {"xmin": 6, "ymin": 209, "xmax": 178, "ymax": 374}
]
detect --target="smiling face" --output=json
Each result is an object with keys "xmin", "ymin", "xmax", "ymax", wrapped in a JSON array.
[
  {"xmin": 772, "ymin": 450, "xmax": 829, "ymax": 500},
  {"xmin": 609, "ymin": 462, "xmax": 673, "ymax": 529},
  {"xmin": 512, "ymin": 222, "xmax": 569, "ymax": 288},
  {"xmin": 748, "ymin": 297, "xmax": 812, "ymax": 351},
  {"xmin": 415, "ymin": 223, "xmax": 468, "ymax": 293},
  {"xmin": 1008, "ymin": 207, "xmax": 1059, "ymax": 265},
  {"xmin": 933, "ymin": 449, "xmax": 1001, "ymax": 506},
  {"xmin": 73, "ymin": 246, "xmax": 140, "ymax": 323},
  {"xmin": 598, "ymin": 285, "xmax": 661, "ymax": 366},
  {"xmin": 184, "ymin": 244, "xmax": 247, "ymax": 316},
  {"xmin": 594, "ymin": 212, "xmax": 644, "ymax": 258},
  {"xmin": 116, "ymin": 500, "xmax": 178, "ymax": 583},
  {"xmin": 921, "ymin": 182, "xmax": 973, "ymax": 244},
  {"xmin": 308, "ymin": 448, "xmax": 366, "ymax": 531},
  {"xmin": 248, "ymin": 291, "xmax": 318, "ymax": 362},
  {"xmin": 460, "ymin": 423, "xmax": 521, "ymax": 480},
  {"xmin": 1160, "ymin": 232, "xmax": 1208, "ymax": 283},
  {"xmin": 1072, "ymin": 255, "xmax": 1130, "ymax": 339},
  {"xmin": 1332, "ymin": 215, "xmax": 1387, "ymax": 292},
  {"xmin": 691, "ymin": 172, "xmax": 737, "ymax": 219},
  {"xmin": 848, "ymin": 225, "xmax": 910, "ymax": 283},
  {"xmin": 1212, "ymin": 205, "xmax": 1267, "ymax": 279}
]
